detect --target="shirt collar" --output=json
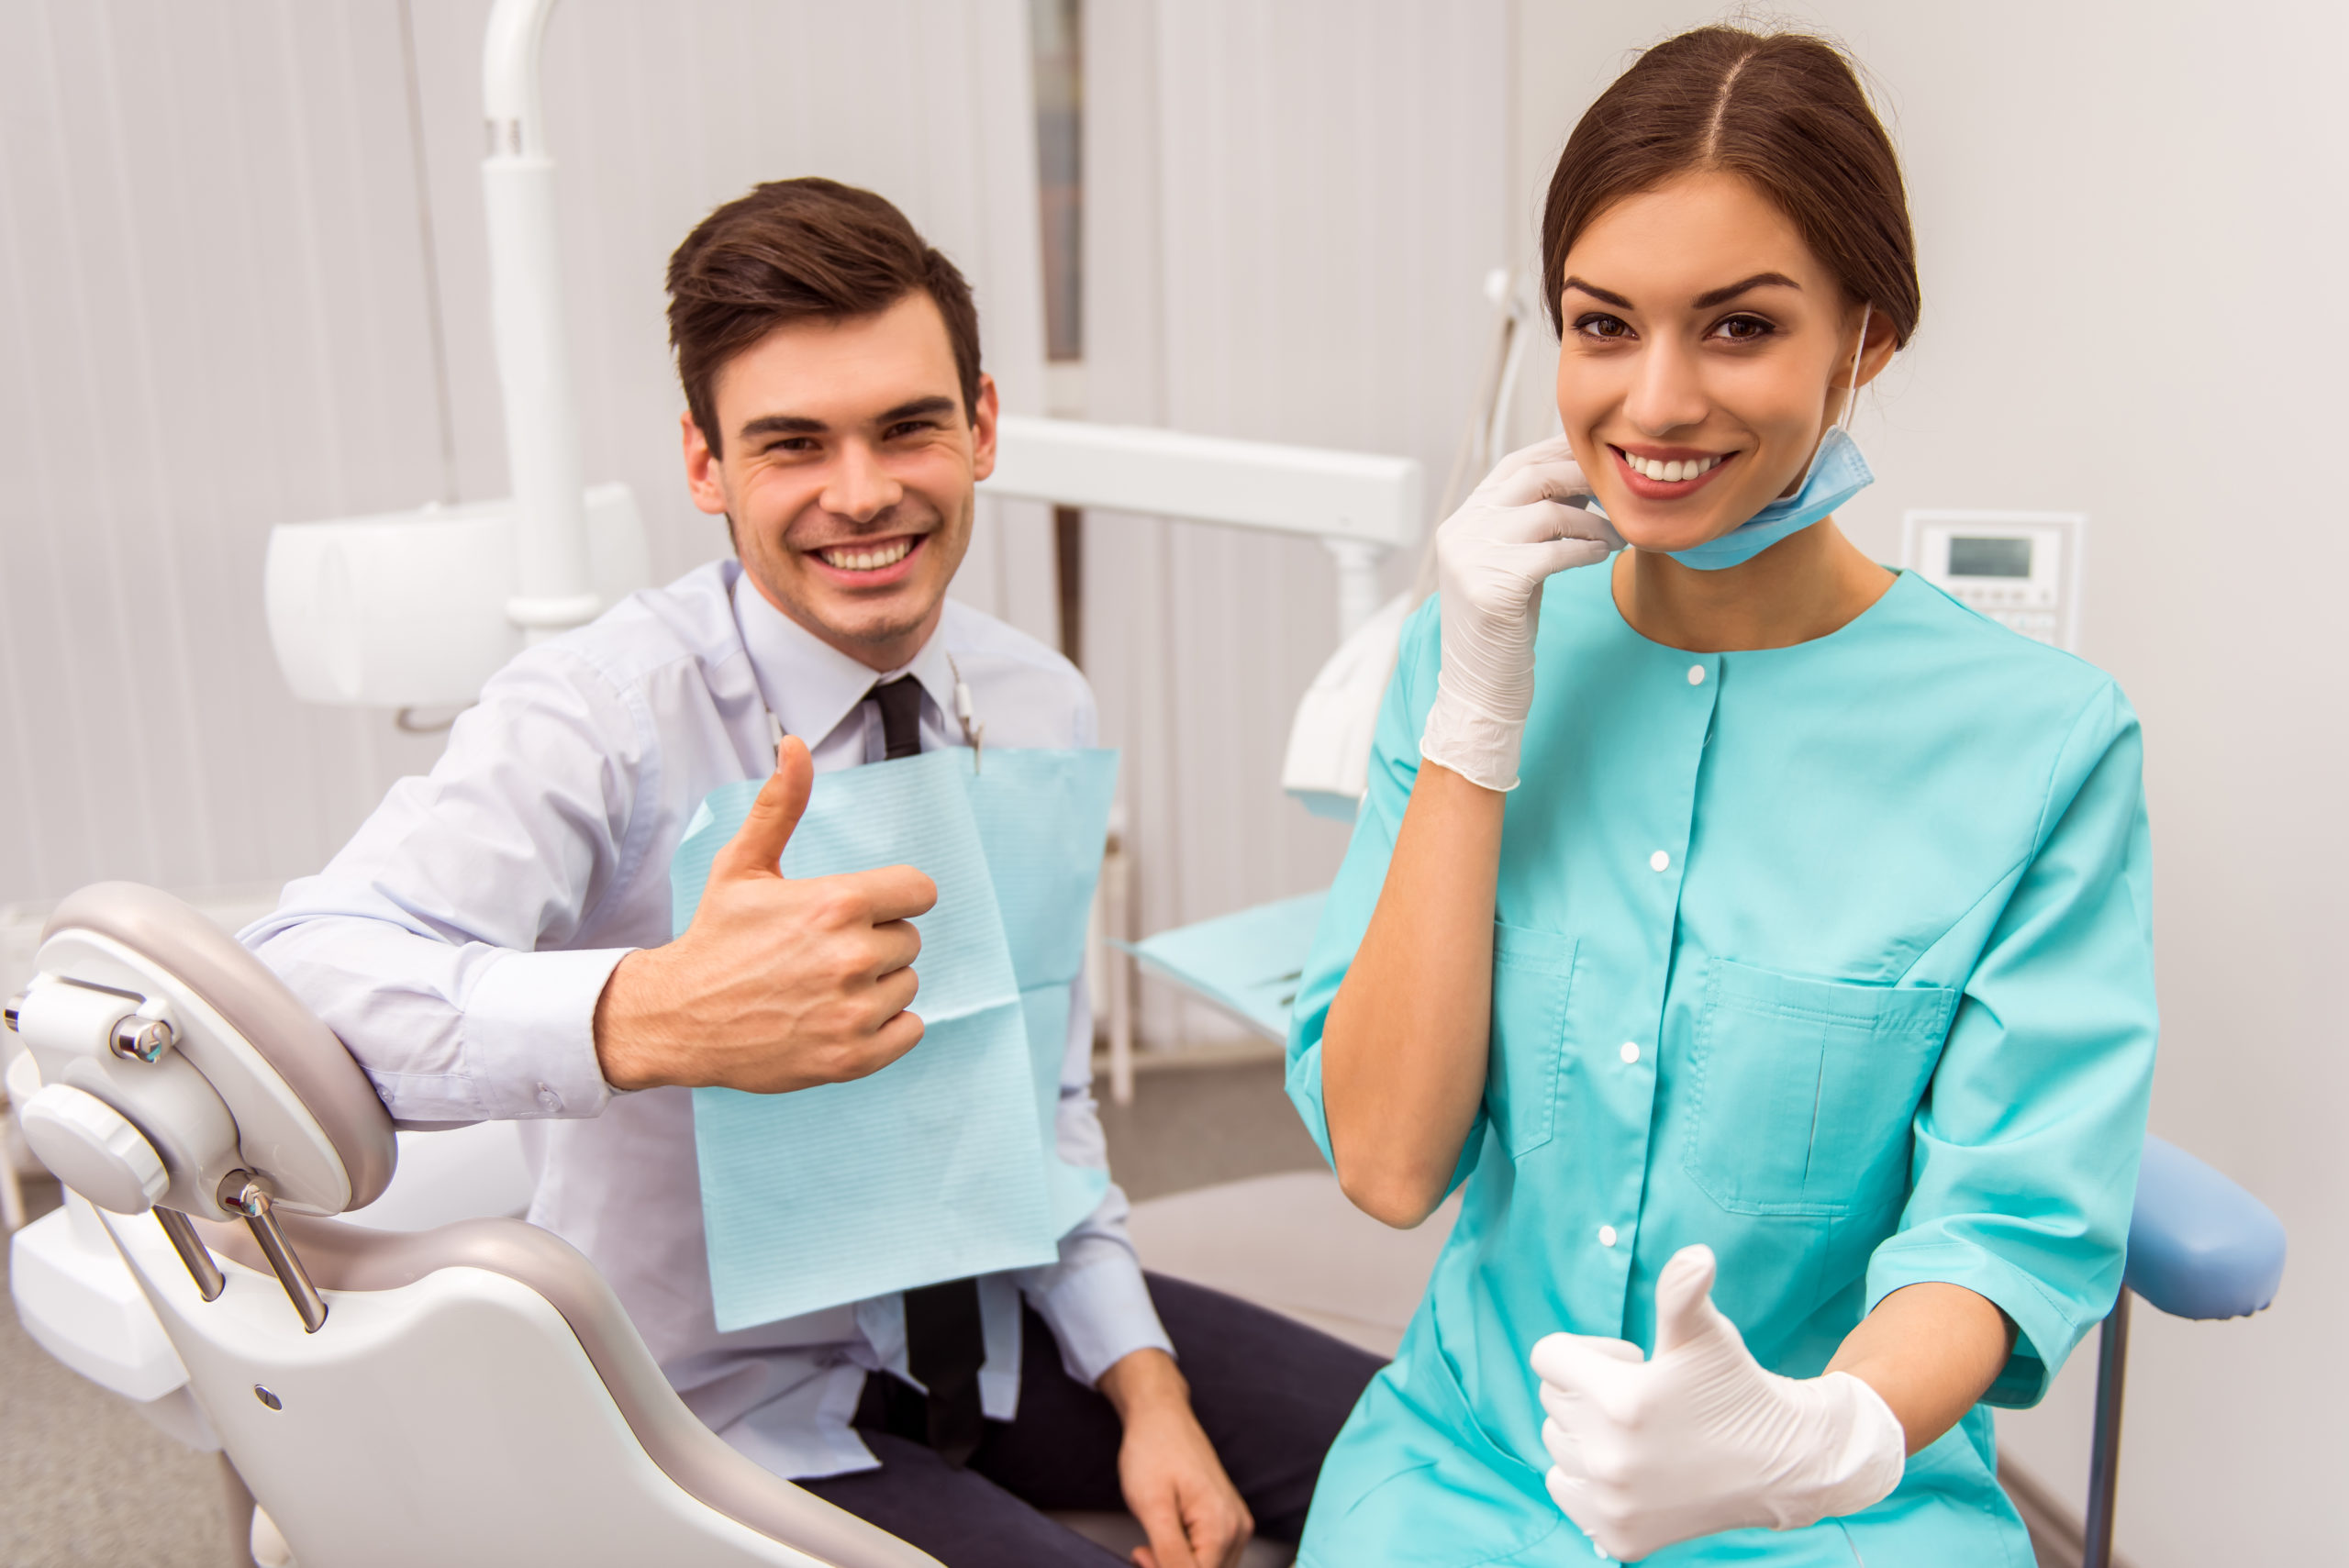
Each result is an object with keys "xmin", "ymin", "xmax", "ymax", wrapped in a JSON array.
[{"xmin": 731, "ymin": 572, "xmax": 963, "ymax": 748}]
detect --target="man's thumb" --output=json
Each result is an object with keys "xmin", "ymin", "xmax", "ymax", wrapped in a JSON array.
[
  {"xmin": 711, "ymin": 734, "xmax": 812, "ymax": 882},
  {"xmin": 1652, "ymin": 1243, "xmax": 1721, "ymax": 1355}
]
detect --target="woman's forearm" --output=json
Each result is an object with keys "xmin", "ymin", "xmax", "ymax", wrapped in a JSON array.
[
  {"xmin": 1321, "ymin": 762, "xmax": 1508, "ymax": 1227},
  {"xmin": 1824, "ymin": 1282, "xmax": 2015, "ymax": 1454}
]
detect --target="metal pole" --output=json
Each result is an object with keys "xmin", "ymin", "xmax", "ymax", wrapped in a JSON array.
[
  {"xmin": 483, "ymin": 0, "xmax": 600, "ymax": 642},
  {"xmin": 2082, "ymin": 1287, "xmax": 2132, "ymax": 1568}
]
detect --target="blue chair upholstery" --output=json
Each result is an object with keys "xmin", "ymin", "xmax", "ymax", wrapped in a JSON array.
[{"xmin": 2123, "ymin": 1134, "xmax": 2286, "ymax": 1321}]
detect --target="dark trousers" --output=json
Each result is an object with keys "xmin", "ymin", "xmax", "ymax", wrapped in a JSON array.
[{"xmin": 798, "ymin": 1273, "xmax": 1382, "ymax": 1568}]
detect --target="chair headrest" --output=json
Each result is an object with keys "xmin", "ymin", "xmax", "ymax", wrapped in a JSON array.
[{"xmin": 15, "ymin": 883, "xmax": 395, "ymax": 1218}]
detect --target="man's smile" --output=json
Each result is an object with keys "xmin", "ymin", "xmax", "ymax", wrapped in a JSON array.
[{"xmin": 801, "ymin": 531, "xmax": 929, "ymax": 588}]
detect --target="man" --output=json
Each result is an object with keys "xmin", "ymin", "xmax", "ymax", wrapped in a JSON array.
[{"xmin": 244, "ymin": 179, "xmax": 1376, "ymax": 1568}]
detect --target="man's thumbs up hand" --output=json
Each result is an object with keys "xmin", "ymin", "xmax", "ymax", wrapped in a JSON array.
[
  {"xmin": 707, "ymin": 733, "xmax": 817, "ymax": 884},
  {"xmin": 594, "ymin": 737, "xmax": 940, "ymax": 1095},
  {"xmin": 1529, "ymin": 1243, "xmax": 1905, "ymax": 1561}
]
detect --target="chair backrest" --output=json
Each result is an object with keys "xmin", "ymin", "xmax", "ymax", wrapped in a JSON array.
[{"xmin": 16, "ymin": 883, "xmax": 937, "ymax": 1568}]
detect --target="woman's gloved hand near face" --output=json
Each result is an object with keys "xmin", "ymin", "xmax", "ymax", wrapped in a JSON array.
[
  {"xmin": 1418, "ymin": 436, "xmax": 1622, "ymax": 792},
  {"xmin": 1529, "ymin": 1245, "xmax": 1907, "ymax": 1561}
]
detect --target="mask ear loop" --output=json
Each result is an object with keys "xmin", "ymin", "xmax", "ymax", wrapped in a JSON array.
[{"xmin": 1839, "ymin": 303, "xmax": 1873, "ymax": 433}]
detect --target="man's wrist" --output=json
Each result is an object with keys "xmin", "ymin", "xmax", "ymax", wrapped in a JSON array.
[
  {"xmin": 593, "ymin": 948, "xmax": 673, "ymax": 1092},
  {"xmin": 1097, "ymin": 1346, "xmax": 1190, "ymax": 1425}
]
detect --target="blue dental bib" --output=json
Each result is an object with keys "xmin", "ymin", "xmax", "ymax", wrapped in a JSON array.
[{"xmin": 671, "ymin": 746, "xmax": 1119, "ymax": 1330}]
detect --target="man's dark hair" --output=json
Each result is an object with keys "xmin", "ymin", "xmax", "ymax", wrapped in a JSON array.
[{"xmin": 665, "ymin": 178, "xmax": 983, "ymax": 455}]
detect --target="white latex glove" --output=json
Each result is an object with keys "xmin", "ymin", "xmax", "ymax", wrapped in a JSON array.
[
  {"xmin": 1418, "ymin": 436, "xmax": 1621, "ymax": 792},
  {"xmin": 1530, "ymin": 1245, "xmax": 1907, "ymax": 1562}
]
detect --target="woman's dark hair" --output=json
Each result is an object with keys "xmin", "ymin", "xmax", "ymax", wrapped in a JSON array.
[
  {"xmin": 666, "ymin": 178, "xmax": 982, "ymax": 454},
  {"xmin": 1541, "ymin": 27, "xmax": 1919, "ymax": 346}
]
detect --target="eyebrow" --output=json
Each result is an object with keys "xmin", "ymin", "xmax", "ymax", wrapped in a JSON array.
[
  {"xmin": 735, "ymin": 395, "xmax": 961, "ymax": 446},
  {"xmin": 1560, "ymin": 271, "xmax": 1804, "ymax": 314},
  {"xmin": 1561, "ymin": 276, "xmax": 1634, "ymax": 310},
  {"xmin": 1691, "ymin": 272, "xmax": 1801, "ymax": 310}
]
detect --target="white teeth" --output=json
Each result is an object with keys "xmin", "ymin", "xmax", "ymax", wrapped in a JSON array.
[
  {"xmin": 1625, "ymin": 451, "xmax": 1721, "ymax": 483},
  {"xmin": 819, "ymin": 538, "xmax": 912, "ymax": 572}
]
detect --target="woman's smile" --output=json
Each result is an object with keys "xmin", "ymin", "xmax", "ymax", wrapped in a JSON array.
[{"xmin": 1610, "ymin": 443, "xmax": 1739, "ymax": 501}]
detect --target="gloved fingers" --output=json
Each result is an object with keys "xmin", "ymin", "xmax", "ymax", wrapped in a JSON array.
[
  {"xmin": 1520, "ymin": 536, "xmax": 1616, "ymax": 580},
  {"xmin": 1542, "ymin": 1468, "xmax": 1638, "ymax": 1563},
  {"xmin": 1473, "ymin": 497, "xmax": 1618, "ymax": 550},
  {"xmin": 1539, "ymin": 1414, "xmax": 1600, "ymax": 1481},
  {"xmin": 1650, "ymin": 1243, "xmax": 1737, "ymax": 1358},
  {"xmin": 1474, "ymin": 434, "xmax": 1581, "ymax": 497},
  {"xmin": 1530, "ymin": 1331, "xmax": 1647, "ymax": 1420},
  {"xmin": 1487, "ymin": 451, "xmax": 1595, "ymax": 510},
  {"xmin": 1531, "ymin": 1331, "xmax": 1643, "ymax": 1384},
  {"xmin": 1538, "ymin": 1373, "xmax": 1615, "ymax": 1430}
]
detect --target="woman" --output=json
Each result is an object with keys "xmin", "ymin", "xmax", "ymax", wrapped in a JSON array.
[{"xmin": 1286, "ymin": 27, "xmax": 2154, "ymax": 1567}]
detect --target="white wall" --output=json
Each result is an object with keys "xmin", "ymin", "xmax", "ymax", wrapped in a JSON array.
[
  {"xmin": 0, "ymin": 0, "xmax": 1054, "ymax": 910},
  {"xmin": 1511, "ymin": 2, "xmax": 2344, "ymax": 1558},
  {"xmin": 1081, "ymin": 0, "xmax": 1510, "ymax": 1044}
]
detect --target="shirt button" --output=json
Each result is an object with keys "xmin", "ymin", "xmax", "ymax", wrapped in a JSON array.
[
  {"xmin": 1620, "ymin": 1041, "xmax": 1642, "ymax": 1063},
  {"xmin": 1649, "ymin": 850, "xmax": 1671, "ymax": 873},
  {"xmin": 1598, "ymin": 1225, "xmax": 1619, "ymax": 1248},
  {"xmin": 1687, "ymin": 663, "xmax": 1707, "ymax": 685}
]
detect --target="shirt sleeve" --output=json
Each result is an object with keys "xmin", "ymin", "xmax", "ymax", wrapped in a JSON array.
[
  {"xmin": 1866, "ymin": 679, "xmax": 2158, "ymax": 1407},
  {"xmin": 1017, "ymin": 967, "xmax": 1174, "ymax": 1385},
  {"xmin": 239, "ymin": 647, "xmax": 651, "ymax": 1125},
  {"xmin": 1285, "ymin": 599, "xmax": 1487, "ymax": 1193}
]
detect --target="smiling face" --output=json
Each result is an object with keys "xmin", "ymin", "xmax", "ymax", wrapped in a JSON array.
[
  {"xmin": 1554, "ymin": 169, "xmax": 1891, "ymax": 557},
  {"xmin": 683, "ymin": 291, "xmax": 996, "ymax": 672}
]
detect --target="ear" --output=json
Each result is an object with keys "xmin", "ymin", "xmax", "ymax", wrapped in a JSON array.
[
  {"xmin": 1849, "ymin": 306, "xmax": 1898, "ymax": 394},
  {"xmin": 968, "ymin": 373, "xmax": 1000, "ymax": 484},
  {"xmin": 682, "ymin": 410, "xmax": 729, "ymax": 516}
]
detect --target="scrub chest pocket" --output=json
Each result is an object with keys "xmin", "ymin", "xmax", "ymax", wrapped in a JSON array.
[
  {"xmin": 1486, "ymin": 922, "xmax": 1578, "ymax": 1158},
  {"xmin": 1684, "ymin": 959, "xmax": 1958, "ymax": 1218}
]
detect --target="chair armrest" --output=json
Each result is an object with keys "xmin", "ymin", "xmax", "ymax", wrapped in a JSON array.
[{"xmin": 2123, "ymin": 1134, "xmax": 2286, "ymax": 1320}]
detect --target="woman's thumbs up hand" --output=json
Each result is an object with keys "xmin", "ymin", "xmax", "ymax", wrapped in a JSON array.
[
  {"xmin": 1529, "ymin": 1243, "xmax": 1905, "ymax": 1561},
  {"xmin": 593, "ymin": 736, "xmax": 940, "ymax": 1095}
]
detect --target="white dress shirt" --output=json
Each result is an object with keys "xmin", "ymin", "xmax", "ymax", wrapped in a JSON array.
[{"xmin": 243, "ymin": 559, "xmax": 1170, "ymax": 1478}]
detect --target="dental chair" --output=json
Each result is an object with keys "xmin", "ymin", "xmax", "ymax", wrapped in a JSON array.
[{"xmin": 6, "ymin": 881, "xmax": 940, "ymax": 1568}]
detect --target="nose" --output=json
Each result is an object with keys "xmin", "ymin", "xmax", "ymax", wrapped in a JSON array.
[
  {"xmin": 1622, "ymin": 337, "xmax": 1709, "ymax": 439},
  {"xmin": 819, "ymin": 439, "xmax": 904, "ymax": 523}
]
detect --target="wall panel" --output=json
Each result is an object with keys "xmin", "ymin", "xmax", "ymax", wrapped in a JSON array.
[
  {"xmin": 0, "ymin": 0, "xmax": 451, "ymax": 909},
  {"xmin": 1083, "ymin": 0, "xmax": 1509, "ymax": 1044}
]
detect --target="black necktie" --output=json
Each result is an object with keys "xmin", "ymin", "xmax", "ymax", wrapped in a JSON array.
[
  {"xmin": 867, "ymin": 675, "xmax": 986, "ymax": 1464},
  {"xmin": 870, "ymin": 675, "xmax": 926, "ymax": 762}
]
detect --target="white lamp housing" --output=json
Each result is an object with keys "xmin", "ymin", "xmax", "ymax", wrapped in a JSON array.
[{"xmin": 263, "ymin": 484, "xmax": 650, "ymax": 709}]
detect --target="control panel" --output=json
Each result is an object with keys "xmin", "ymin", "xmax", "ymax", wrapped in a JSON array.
[{"xmin": 1902, "ymin": 510, "xmax": 2085, "ymax": 651}]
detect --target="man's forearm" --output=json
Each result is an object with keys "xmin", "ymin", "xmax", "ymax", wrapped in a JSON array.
[{"xmin": 1098, "ymin": 1346, "xmax": 1190, "ymax": 1419}]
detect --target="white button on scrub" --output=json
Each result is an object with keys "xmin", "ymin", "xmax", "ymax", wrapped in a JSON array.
[
  {"xmin": 1598, "ymin": 1225, "xmax": 1619, "ymax": 1248},
  {"xmin": 1687, "ymin": 664, "xmax": 1707, "ymax": 685},
  {"xmin": 1620, "ymin": 1041, "xmax": 1642, "ymax": 1063},
  {"xmin": 1650, "ymin": 850, "xmax": 1671, "ymax": 872}
]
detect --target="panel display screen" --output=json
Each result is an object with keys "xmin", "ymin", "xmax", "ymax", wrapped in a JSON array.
[{"xmin": 1948, "ymin": 536, "xmax": 2032, "ymax": 579}]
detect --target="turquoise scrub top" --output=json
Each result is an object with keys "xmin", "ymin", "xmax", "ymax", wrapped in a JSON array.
[{"xmin": 1286, "ymin": 565, "xmax": 2157, "ymax": 1567}]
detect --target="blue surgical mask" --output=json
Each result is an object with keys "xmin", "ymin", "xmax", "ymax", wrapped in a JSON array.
[
  {"xmin": 1664, "ymin": 425, "xmax": 1875, "ymax": 572},
  {"xmin": 1664, "ymin": 300, "xmax": 1877, "ymax": 572}
]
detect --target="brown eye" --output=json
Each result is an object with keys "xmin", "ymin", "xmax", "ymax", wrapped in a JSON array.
[
  {"xmin": 1713, "ymin": 315, "xmax": 1774, "ymax": 341},
  {"xmin": 1574, "ymin": 313, "xmax": 1632, "ymax": 339}
]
